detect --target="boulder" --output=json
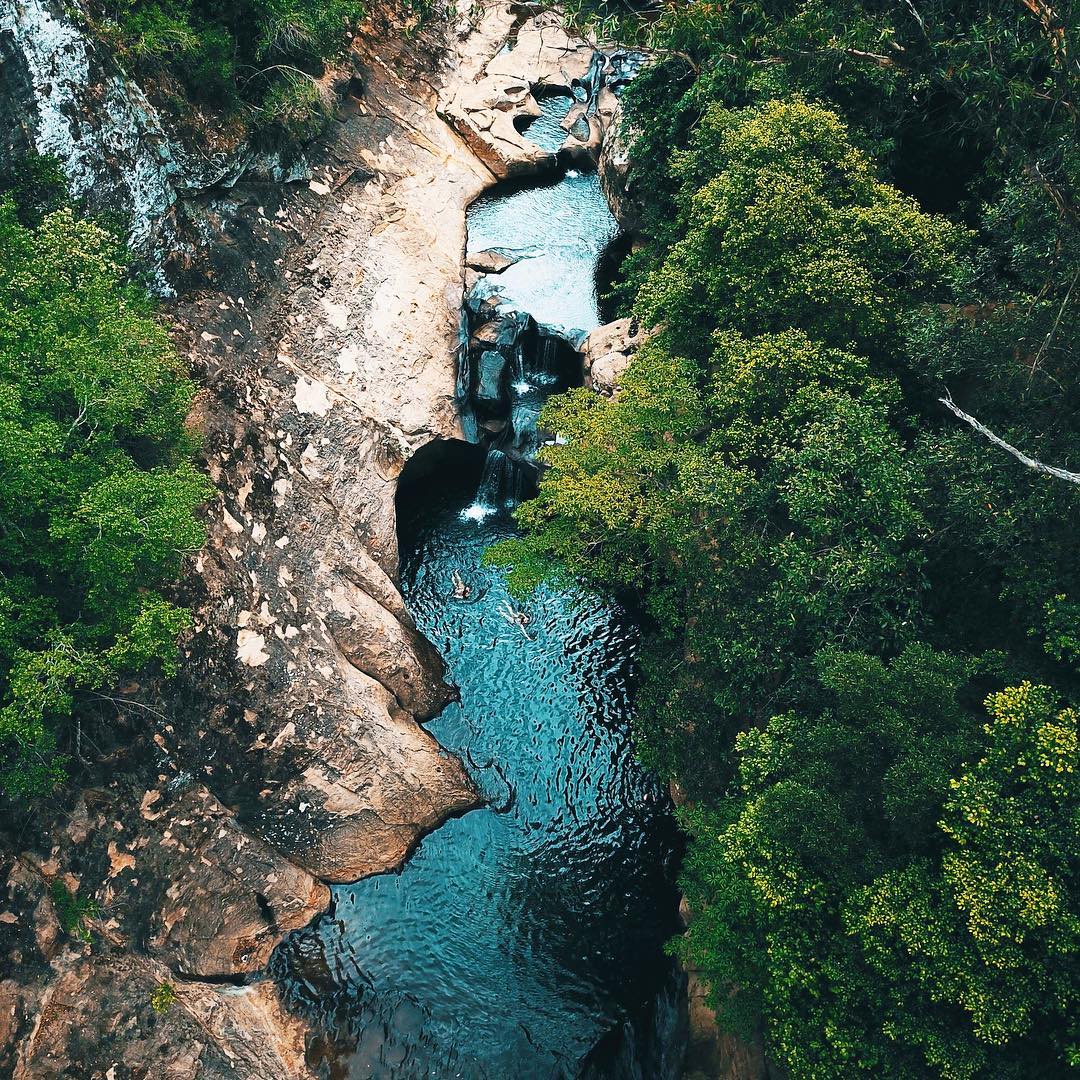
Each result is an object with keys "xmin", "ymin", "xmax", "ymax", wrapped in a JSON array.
[
  {"xmin": 476, "ymin": 348, "xmax": 509, "ymax": 408},
  {"xmin": 599, "ymin": 97, "xmax": 643, "ymax": 231},
  {"xmin": 466, "ymin": 248, "xmax": 519, "ymax": 273},
  {"xmin": 582, "ymin": 317, "xmax": 647, "ymax": 396}
]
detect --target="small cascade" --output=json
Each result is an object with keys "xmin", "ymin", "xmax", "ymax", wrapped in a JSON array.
[
  {"xmin": 451, "ymin": 43, "xmax": 653, "ymax": 526},
  {"xmin": 510, "ymin": 394, "xmax": 543, "ymax": 460},
  {"xmin": 510, "ymin": 340, "xmax": 528, "ymax": 387},
  {"xmin": 458, "ymin": 283, "xmax": 584, "ymax": 518},
  {"xmin": 460, "ymin": 448, "xmax": 521, "ymax": 521}
]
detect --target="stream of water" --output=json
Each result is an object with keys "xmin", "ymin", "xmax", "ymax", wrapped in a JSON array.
[{"xmin": 273, "ymin": 105, "xmax": 683, "ymax": 1079}]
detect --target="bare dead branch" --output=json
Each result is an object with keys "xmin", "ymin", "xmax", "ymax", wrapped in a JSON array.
[{"xmin": 939, "ymin": 391, "xmax": 1080, "ymax": 485}]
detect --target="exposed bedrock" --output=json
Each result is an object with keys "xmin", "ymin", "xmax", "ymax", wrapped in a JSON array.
[
  {"xmin": 0, "ymin": 784, "xmax": 328, "ymax": 1078},
  {"xmin": 439, "ymin": 11, "xmax": 596, "ymax": 177},
  {"xmin": 174, "ymin": 4, "xmax": 505, "ymax": 888},
  {"xmin": 583, "ymin": 315, "xmax": 648, "ymax": 396},
  {"xmin": 0, "ymin": 0, "xmax": 323, "ymax": 288},
  {"xmin": 438, "ymin": 8, "xmax": 642, "ymax": 180}
]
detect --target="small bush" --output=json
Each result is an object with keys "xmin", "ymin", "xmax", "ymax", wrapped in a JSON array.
[
  {"xmin": 51, "ymin": 881, "xmax": 99, "ymax": 943},
  {"xmin": 254, "ymin": 69, "xmax": 334, "ymax": 143},
  {"xmin": 151, "ymin": 982, "xmax": 177, "ymax": 1013},
  {"xmin": 86, "ymin": 0, "xmax": 369, "ymax": 136}
]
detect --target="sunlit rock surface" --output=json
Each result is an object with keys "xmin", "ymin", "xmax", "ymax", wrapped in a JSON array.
[
  {"xmin": 438, "ymin": 10, "xmax": 596, "ymax": 178},
  {"xmin": 583, "ymin": 315, "xmax": 647, "ymax": 396}
]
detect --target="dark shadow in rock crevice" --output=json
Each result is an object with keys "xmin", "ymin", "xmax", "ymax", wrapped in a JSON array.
[{"xmin": 395, "ymin": 438, "xmax": 487, "ymax": 546}]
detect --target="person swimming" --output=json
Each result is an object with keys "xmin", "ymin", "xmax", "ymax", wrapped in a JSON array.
[
  {"xmin": 497, "ymin": 599, "xmax": 534, "ymax": 640},
  {"xmin": 451, "ymin": 569, "xmax": 471, "ymax": 600}
]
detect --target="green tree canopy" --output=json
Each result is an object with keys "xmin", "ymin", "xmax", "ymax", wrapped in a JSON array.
[
  {"xmin": 493, "ymin": 100, "xmax": 964, "ymax": 786},
  {"xmin": 679, "ymin": 668, "xmax": 1080, "ymax": 1078},
  {"xmin": 0, "ymin": 196, "xmax": 210, "ymax": 795}
]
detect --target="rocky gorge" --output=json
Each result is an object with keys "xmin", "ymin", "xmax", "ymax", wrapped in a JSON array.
[{"xmin": 0, "ymin": 2, "xmax": 723, "ymax": 1076}]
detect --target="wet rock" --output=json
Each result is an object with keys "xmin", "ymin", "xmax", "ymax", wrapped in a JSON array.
[
  {"xmin": 559, "ymin": 102, "xmax": 604, "ymax": 170},
  {"xmin": 470, "ymin": 320, "xmax": 504, "ymax": 348},
  {"xmin": 466, "ymin": 248, "xmax": 519, "ymax": 273},
  {"xmin": 476, "ymin": 348, "xmax": 510, "ymax": 408},
  {"xmin": 141, "ymin": 790, "xmax": 331, "ymax": 978},
  {"xmin": 579, "ymin": 958, "xmax": 689, "ymax": 1080},
  {"xmin": 251, "ymin": 661, "xmax": 477, "ymax": 883}
]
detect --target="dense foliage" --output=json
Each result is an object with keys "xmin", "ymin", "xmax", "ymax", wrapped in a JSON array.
[
  {"xmin": 0, "ymin": 173, "xmax": 209, "ymax": 795},
  {"xmin": 84, "ymin": 0, "xmax": 372, "ymax": 141},
  {"xmin": 493, "ymin": 1, "xmax": 1080, "ymax": 1074}
]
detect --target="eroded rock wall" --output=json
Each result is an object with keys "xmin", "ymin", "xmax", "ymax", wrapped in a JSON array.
[{"xmin": 0, "ymin": 0, "xmax": 311, "ymax": 287}]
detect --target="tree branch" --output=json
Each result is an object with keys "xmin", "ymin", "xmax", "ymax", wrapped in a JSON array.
[{"xmin": 939, "ymin": 391, "xmax": 1080, "ymax": 485}]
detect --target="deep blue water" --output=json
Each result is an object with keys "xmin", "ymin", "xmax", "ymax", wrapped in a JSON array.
[
  {"xmin": 273, "ymin": 148, "xmax": 681, "ymax": 1079},
  {"xmin": 273, "ymin": 499, "xmax": 680, "ymax": 1077}
]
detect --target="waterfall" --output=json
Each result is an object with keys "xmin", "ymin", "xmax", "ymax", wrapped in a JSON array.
[
  {"xmin": 460, "ymin": 448, "xmax": 520, "ymax": 521},
  {"xmin": 529, "ymin": 335, "xmax": 561, "ymax": 382},
  {"xmin": 511, "ymin": 341, "xmax": 527, "ymax": 386},
  {"xmin": 456, "ymin": 310, "xmax": 478, "ymax": 443}
]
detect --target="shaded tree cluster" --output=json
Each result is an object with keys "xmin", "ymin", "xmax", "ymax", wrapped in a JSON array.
[{"xmin": 492, "ymin": 1, "xmax": 1080, "ymax": 1073}]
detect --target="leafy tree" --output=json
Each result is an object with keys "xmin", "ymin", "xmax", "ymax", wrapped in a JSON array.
[
  {"xmin": 494, "ymin": 4, "xmax": 1080, "ymax": 1069},
  {"xmin": 635, "ymin": 100, "xmax": 965, "ymax": 356},
  {"xmin": 679, "ymin": 670, "xmax": 1080, "ymax": 1078},
  {"xmin": 0, "ymin": 196, "xmax": 210, "ymax": 795},
  {"xmin": 81, "ymin": 0, "xmax": 435, "ymax": 143}
]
